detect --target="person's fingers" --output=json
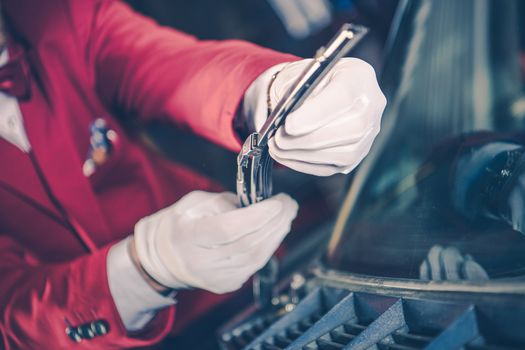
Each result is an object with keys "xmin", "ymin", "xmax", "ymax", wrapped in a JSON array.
[
  {"xmin": 270, "ymin": 126, "xmax": 378, "ymax": 176},
  {"xmin": 269, "ymin": 151, "xmax": 345, "ymax": 176},
  {"xmin": 283, "ymin": 83, "xmax": 369, "ymax": 137},
  {"xmin": 273, "ymin": 111, "xmax": 371, "ymax": 150},
  {"xmin": 207, "ymin": 196, "xmax": 298, "ymax": 269},
  {"xmin": 282, "ymin": 59, "xmax": 383, "ymax": 137},
  {"xmin": 440, "ymin": 246, "xmax": 464, "ymax": 281},
  {"xmin": 205, "ymin": 196, "xmax": 298, "ymax": 261},
  {"xmin": 340, "ymin": 133, "xmax": 377, "ymax": 174},
  {"xmin": 462, "ymin": 255, "xmax": 489, "ymax": 280},
  {"xmin": 171, "ymin": 190, "xmax": 226, "ymax": 214},
  {"xmin": 421, "ymin": 246, "xmax": 490, "ymax": 282},
  {"xmin": 262, "ymin": 57, "xmax": 385, "ymax": 177},
  {"xmin": 274, "ymin": 87, "xmax": 383, "ymax": 152},
  {"xmin": 270, "ymin": 59, "xmax": 327, "ymax": 104},
  {"xmin": 136, "ymin": 190, "xmax": 222, "ymax": 222},
  {"xmin": 195, "ymin": 193, "xmax": 298, "ymax": 247},
  {"xmin": 232, "ymin": 212, "xmax": 295, "ymax": 269},
  {"xmin": 419, "ymin": 260, "xmax": 430, "ymax": 280},
  {"xmin": 197, "ymin": 192, "xmax": 239, "ymax": 214},
  {"xmin": 270, "ymin": 128, "xmax": 376, "ymax": 168},
  {"xmin": 271, "ymin": 152, "xmax": 343, "ymax": 176},
  {"xmin": 235, "ymin": 196, "xmax": 297, "ymax": 250},
  {"xmin": 426, "ymin": 245, "xmax": 444, "ymax": 281},
  {"xmin": 268, "ymin": 91, "xmax": 383, "ymax": 176}
]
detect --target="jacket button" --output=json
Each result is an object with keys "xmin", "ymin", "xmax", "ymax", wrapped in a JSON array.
[
  {"xmin": 78, "ymin": 324, "xmax": 96, "ymax": 340},
  {"xmin": 65, "ymin": 327, "xmax": 82, "ymax": 343},
  {"xmin": 91, "ymin": 320, "xmax": 110, "ymax": 336}
]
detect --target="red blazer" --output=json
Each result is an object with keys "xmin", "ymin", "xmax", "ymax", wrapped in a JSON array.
[{"xmin": 0, "ymin": 0, "xmax": 296, "ymax": 348}]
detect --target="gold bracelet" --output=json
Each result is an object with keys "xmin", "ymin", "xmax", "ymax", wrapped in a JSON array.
[{"xmin": 127, "ymin": 236, "xmax": 173, "ymax": 295}]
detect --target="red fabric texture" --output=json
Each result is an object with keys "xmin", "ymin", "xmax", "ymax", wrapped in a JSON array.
[{"xmin": 0, "ymin": 0, "xmax": 297, "ymax": 348}]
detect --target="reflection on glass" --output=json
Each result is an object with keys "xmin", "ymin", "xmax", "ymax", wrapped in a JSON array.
[{"xmin": 326, "ymin": 0, "xmax": 525, "ymax": 281}]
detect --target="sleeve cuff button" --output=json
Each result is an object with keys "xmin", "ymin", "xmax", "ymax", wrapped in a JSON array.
[
  {"xmin": 65, "ymin": 327, "xmax": 82, "ymax": 343},
  {"xmin": 79, "ymin": 324, "xmax": 96, "ymax": 340},
  {"xmin": 91, "ymin": 320, "xmax": 110, "ymax": 336}
]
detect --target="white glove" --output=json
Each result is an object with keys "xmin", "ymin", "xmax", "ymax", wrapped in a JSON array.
[
  {"xmin": 243, "ymin": 58, "xmax": 386, "ymax": 176},
  {"xmin": 134, "ymin": 191, "xmax": 298, "ymax": 294}
]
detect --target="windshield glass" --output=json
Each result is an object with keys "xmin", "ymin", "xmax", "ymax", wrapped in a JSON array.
[{"xmin": 326, "ymin": 0, "xmax": 525, "ymax": 281}]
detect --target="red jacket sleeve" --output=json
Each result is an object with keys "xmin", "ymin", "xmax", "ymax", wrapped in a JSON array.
[
  {"xmin": 0, "ymin": 235, "xmax": 174, "ymax": 349},
  {"xmin": 85, "ymin": 0, "xmax": 298, "ymax": 151}
]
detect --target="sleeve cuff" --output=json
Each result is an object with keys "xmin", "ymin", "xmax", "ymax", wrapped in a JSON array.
[{"xmin": 107, "ymin": 237, "xmax": 176, "ymax": 332}]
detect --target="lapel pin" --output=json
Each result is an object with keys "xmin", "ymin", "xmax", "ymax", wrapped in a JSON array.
[{"xmin": 82, "ymin": 118, "xmax": 118, "ymax": 177}]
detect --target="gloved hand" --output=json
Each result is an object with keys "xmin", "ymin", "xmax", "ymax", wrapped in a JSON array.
[
  {"xmin": 243, "ymin": 58, "xmax": 386, "ymax": 176},
  {"xmin": 133, "ymin": 191, "xmax": 298, "ymax": 294},
  {"xmin": 419, "ymin": 245, "xmax": 489, "ymax": 281}
]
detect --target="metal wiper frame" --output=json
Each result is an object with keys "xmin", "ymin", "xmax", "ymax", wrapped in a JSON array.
[{"xmin": 236, "ymin": 23, "xmax": 369, "ymax": 207}]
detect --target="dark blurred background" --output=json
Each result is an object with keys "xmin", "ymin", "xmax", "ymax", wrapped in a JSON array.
[{"xmin": 126, "ymin": 0, "xmax": 397, "ymax": 65}]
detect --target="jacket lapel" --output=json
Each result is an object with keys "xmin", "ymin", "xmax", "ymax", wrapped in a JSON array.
[
  {"xmin": 18, "ymin": 52, "xmax": 117, "ymax": 249},
  {"xmin": 0, "ymin": 137, "xmax": 65, "ymax": 221}
]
